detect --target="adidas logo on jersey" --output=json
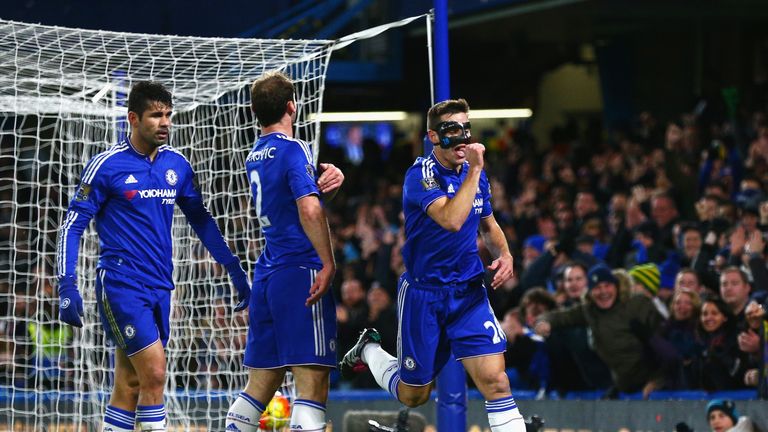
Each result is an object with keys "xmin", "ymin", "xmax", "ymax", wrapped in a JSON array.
[
  {"xmin": 124, "ymin": 174, "xmax": 138, "ymax": 184},
  {"xmin": 447, "ymin": 184, "xmax": 455, "ymax": 193}
]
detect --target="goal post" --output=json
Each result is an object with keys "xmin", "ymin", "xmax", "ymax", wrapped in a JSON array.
[
  {"xmin": 0, "ymin": 13, "xmax": 430, "ymax": 431},
  {"xmin": 0, "ymin": 18, "xmax": 334, "ymax": 430}
]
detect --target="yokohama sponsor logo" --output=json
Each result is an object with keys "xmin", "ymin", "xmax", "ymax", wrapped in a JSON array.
[{"xmin": 137, "ymin": 188, "xmax": 177, "ymax": 199}]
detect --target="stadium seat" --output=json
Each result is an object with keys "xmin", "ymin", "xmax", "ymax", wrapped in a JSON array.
[
  {"xmin": 647, "ymin": 390, "xmax": 708, "ymax": 400},
  {"xmin": 707, "ymin": 390, "xmax": 757, "ymax": 400}
]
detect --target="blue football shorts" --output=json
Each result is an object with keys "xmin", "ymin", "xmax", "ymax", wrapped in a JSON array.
[
  {"xmin": 396, "ymin": 272, "xmax": 506, "ymax": 386},
  {"xmin": 95, "ymin": 268, "xmax": 171, "ymax": 356},
  {"xmin": 244, "ymin": 265, "xmax": 337, "ymax": 369}
]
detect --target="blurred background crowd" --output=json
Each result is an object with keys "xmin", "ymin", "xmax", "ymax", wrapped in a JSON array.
[
  {"xmin": 322, "ymin": 103, "xmax": 768, "ymax": 399},
  {"xmin": 3, "ymin": 103, "xmax": 768, "ymax": 401},
  {"xmin": 1, "ymin": 0, "xmax": 768, "ymax": 408}
]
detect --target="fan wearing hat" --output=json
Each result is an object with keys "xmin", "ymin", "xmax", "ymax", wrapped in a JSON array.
[
  {"xmin": 706, "ymin": 398, "xmax": 755, "ymax": 432},
  {"xmin": 534, "ymin": 263, "xmax": 666, "ymax": 397},
  {"xmin": 629, "ymin": 263, "xmax": 670, "ymax": 319}
]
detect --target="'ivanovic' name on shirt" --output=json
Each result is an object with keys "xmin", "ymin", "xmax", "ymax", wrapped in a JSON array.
[{"xmin": 246, "ymin": 147, "xmax": 276, "ymax": 162}]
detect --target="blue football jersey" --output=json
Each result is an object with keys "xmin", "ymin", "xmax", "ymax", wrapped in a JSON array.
[
  {"xmin": 58, "ymin": 140, "xmax": 238, "ymax": 289},
  {"xmin": 401, "ymin": 152, "xmax": 493, "ymax": 285},
  {"xmin": 246, "ymin": 132, "xmax": 322, "ymax": 273}
]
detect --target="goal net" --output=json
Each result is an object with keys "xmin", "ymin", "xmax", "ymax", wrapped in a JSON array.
[{"xmin": 0, "ymin": 18, "xmax": 333, "ymax": 431}]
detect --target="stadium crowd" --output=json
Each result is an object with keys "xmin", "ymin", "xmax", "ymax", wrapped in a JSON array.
[
  {"xmin": 1, "ymin": 103, "xmax": 768, "ymax": 401},
  {"xmin": 323, "ymin": 106, "xmax": 768, "ymax": 400}
]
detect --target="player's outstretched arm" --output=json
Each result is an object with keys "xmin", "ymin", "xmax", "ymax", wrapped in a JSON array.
[
  {"xmin": 317, "ymin": 163, "xmax": 344, "ymax": 201},
  {"xmin": 177, "ymin": 195, "xmax": 251, "ymax": 311},
  {"xmin": 480, "ymin": 214, "xmax": 514, "ymax": 289},
  {"xmin": 297, "ymin": 194, "xmax": 336, "ymax": 306}
]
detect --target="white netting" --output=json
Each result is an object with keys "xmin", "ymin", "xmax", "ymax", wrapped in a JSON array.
[{"xmin": 0, "ymin": 18, "xmax": 334, "ymax": 431}]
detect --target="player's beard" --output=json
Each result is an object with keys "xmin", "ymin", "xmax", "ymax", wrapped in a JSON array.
[
  {"xmin": 143, "ymin": 127, "xmax": 169, "ymax": 148},
  {"xmin": 154, "ymin": 128, "xmax": 169, "ymax": 146}
]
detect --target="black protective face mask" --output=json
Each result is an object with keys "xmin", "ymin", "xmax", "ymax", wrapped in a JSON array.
[{"xmin": 434, "ymin": 121, "xmax": 471, "ymax": 149}]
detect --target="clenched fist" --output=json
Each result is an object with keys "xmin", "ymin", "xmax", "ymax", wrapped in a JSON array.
[{"xmin": 466, "ymin": 143, "xmax": 485, "ymax": 169}]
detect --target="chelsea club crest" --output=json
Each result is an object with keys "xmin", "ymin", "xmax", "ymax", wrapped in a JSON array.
[
  {"xmin": 165, "ymin": 169, "xmax": 178, "ymax": 186},
  {"xmin": 404, "ymin": 356, "xmax": 416, "ymax": 370}
]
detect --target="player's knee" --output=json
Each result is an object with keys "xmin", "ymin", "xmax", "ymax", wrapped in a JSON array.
[
  {"xmin": 477, "ymin": 370, "xmax": 510, "ymax": 396},
  {"xmin": 399, "ymin": 389, "xmax": 430, "ymax": 408},
  {"xmin": 114, "ymin": 378, "xmax": 140, "ymax": 402},
  {"xmin": 139, "ymin": 364, "xmax": 166, "ymax": 392}
]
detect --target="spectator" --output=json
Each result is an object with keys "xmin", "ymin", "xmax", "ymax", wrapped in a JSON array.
[
  {"xmin": 28, "ymin": 268, "xmax": 72, "ymax": 389},
  {"xmin": 675, "ymin": 267, "xmax": 708, "ymax": 295},
  {"xmin": 696, "ymin": 195, "xmax": 731, "ymax": 255},
  {"xmin": 522, "ymin": 234, "xmax": 547, "ymax": 270},
  {"xmin": 658, "ymin": 259, "xmax": 680, "ymax": 303},
  {"xmin": 558, "ymin": 262, "xmax": 589, "ymax": 307},
  {"xmin": 650, "ymin": 192, "xmax": 681, "ymax": 251},
  {"xmin": 706, "ymin": 399, "xmax": 757, "ymax": 432},
  {"xmin": 627, "ymin": 221, "xmax": 666, "ymax": 267},
  {"xmin": 742, "ymin": 229, "xmax": 768, "ymax": 292},
  {"xmin": 719, "ymin": 267, "xmax": 754, "ymax": 327},
  {"xmin": 534, "ymin": 264, "xmax": 665, "ymax": 397},
  {"xmin": 628, "ymin": 263, "xmax": 670, "ymax": 319},
  {"xmin": 365, "ymin": 283, "xmax": 397, "ymax": 356},
  {"xmin": 742, "ymin": 299, "xmax": 767, "ymax": 398},
  {"xmin": 695, "ymin": 296, "xmax": 749, "ymax": 391},
  {"xmin": 514, "ymin": 229, "xmax": 600, "ymax": 306},
  {"xmin": 660, "ymin": 289, "xmax": 703, "ymax": 389},
  {"xmin": 546, "ymin": 262, "xmax": 613, "ymax": 394},
  {"xmin": 574, "ymin": 191, "xmax": 600, "ymax": 226},
  {"xmin": 503, "ymin": 288, "xmax": 555, "ymax": 394},
  {"xmin": 678, "ymin": 223, "xmax": 717, "ymax": 286},
  {"xmin": 335, "ymin": 277, "xmax": 368, "ymax": 368},
  {"xmin": 349, "ymin": 283, "xmax": 397, "ymax": 389}
]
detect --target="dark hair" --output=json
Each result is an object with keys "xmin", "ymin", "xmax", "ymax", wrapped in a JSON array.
[
  {"xmin": 565, "ymin": 261, "xmax": 589, "ymax": 276},
  {"xmin": 250, "ymin": 71, "xmax": 295, "ymax": 127},
  {"xmin": 427, "ymin": 98, "xmax": 469, "ymax": 131},
  {"xmin": 678, "ymin": 221, "xmax": 701, "ymax": 235},
  {"xmin": 651, "ymin": 191, "xmax": 678, "ymax": 208},
  {"xmin": 521, "ymin": 287, "xmax": 557, "ymax": 311},
  {"xmin": 699, "ymin": 294, "xmax": 735, "ymax": 332},
  {"xmin": 127, "ymin": 81, "xmax": 173, "ymax": 118},
  {"xmin": 720, "ymin": 265, "xmax": 750, "ymax": 287},
  {"xmin": 701, "ymin": 194, "xmax": 723, "ymax": 205},
  {"xmin": 677, "ymin": 222, "xmax": 702, "ymax": 246},
  {"xmin": 677, "ymin": 267, "xmax": 700, "ymax": 280}
]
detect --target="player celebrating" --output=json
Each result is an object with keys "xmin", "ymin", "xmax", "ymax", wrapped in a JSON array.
[
  {"xmin": 56, "ymin": 81, "xmax": 251, "ymax": 432},
  {"xmin": 225, "ymin": 71, "xmax": 343, "ymax": 432},
  {"xmin": 341, "ymin": 99, "xmax": 526, "ymax": 431}
]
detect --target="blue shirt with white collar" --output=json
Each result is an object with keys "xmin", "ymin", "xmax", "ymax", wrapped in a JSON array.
[
  {"xmin": 401, "ymin": 152, "xmax": 493, "ymax": 286},
  {"xmin": 57, "ymin": 139, "xmax": 238, "ymax": 289},
  {"xmin": 246, "ymin": 132, "xmax": 322, "ymax": 274}
]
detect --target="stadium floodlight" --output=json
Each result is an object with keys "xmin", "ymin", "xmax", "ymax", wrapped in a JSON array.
[
  {"xmin": 313, "ymin": 109, "xmax": 532, "ymax": 123},
  {"xmin": 470, "ymin": 108, "xmax": 533, "ymax": 119},
  {"xmin": 313, "ymin": 111, "xmax": 410, "ymax": 122}
]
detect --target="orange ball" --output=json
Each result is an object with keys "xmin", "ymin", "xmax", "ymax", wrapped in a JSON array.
[{"xmin": 258, "ymin": 393, "xmax": 291, "ymax": 430}]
